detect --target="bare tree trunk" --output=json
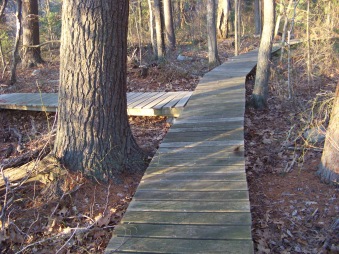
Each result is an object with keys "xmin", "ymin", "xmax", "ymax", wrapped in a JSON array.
[
  {"xmin": 10, "ymin": 0, "xmax": 22, "ymax": 85},
  {"xmin": 153, "ymin": 0, "xmax": 165, "ymax": 59},
  {"xmin": 54, "ymin": 0, "xmax": 146, "ymax": 181},
  {"xmin": 318, "ymin": 83, "xmax": 339, "ymax": 184},
  {"xmin": 234, "ymin": 0, "xmax": 241, "ymax": 56},
  {"xmin": 147, "ymin": 0, "xmax": 157, "ymax": 57},
  {"xmin": 274, "ymin": 0, "xmax": 283, "ymax": 37},
  {"xmin": 163, "ymin": 0, "xmax": 175, "ymax": 50},
  {"xmin": 217, "ymin": 0, "xmax": 230, "ymax": 39},
  {"xmin": 22, "ymin": 0, "xmax": 44, "ymax": 68},
  {"xmin": 254, "ymin": 0, "xmax": 261, "ymax": 36},
  {"xmin": 207, "ymin": 0, "xmax": 220, "ymax": 67},
  {"xmin": 250, "ymin": 0, "xmax": 274, "ymax": 109}
]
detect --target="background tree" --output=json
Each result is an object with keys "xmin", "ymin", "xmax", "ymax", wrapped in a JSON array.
[
  {"xmin": 250, "ymin": 0, "xmax": 274, "ymax": 109},
  {"xmin": 234, "ymin": 0, "xmax": 241, "ymax": 56},
  {"xmin": 318, "ymin": 83, "xmax": 339, "ymax": 184},
  {"xmin": 10, "ymin": 0, "xmax": 22, "ymax": 85},
  {"xmin": 153, "ymin": 0, "xmax": 165, "ymax": 59},
  {"xmin": 22, "ymin": 0, "xmax": 44, "ymax": 67},
  {"xmin": 53, "ymin": 0, "xmax": 146, "ymax": 180},
  {"xmin": 163, "ymin": 0, "xmax": 175, "ymax": 50},
  {"xmin": 254, "ymin": 0, "xmax": 261, "ymax": 36},
  {"xmin": 216, "ymin": 0, "xmax": 230, "ymax": 39},
  {"xmin": 207, "ymin": 0, "xmax": 220, "ymax": 67}
]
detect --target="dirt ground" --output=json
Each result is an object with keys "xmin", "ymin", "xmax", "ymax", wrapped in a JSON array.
[{"xmin": 0, "ymin": 38, "xmax": 338, "ymax": 253}]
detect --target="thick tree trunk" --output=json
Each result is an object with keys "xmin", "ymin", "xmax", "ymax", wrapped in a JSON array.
[
  {"xmin": 217, "ymin": 0, "xmax": 230, "ymax": 39},
  {"xmin": 153, "ymin": 0, "xmax": 165, "ymax": 59},
  {"xmin": 250, "ymin": 0, "xmax": 274, "ymax": 109},
  {"xmin": 207, "ymin": 0, "xmax": 220, "ymax": 67},
  {"xmin": 318, "ymin": 84, "xmax": 339, "ymax": 185},
  {"xmin": 22, "ymin": 0, "xmax": 43, "ymax": 68},
  {"xmin": 54, "ymin": 0, "xmax": 146, "ymax": 181},
  {"xmin": 163, "ymin": 0, "xmax": 175, "ymax": 50}
]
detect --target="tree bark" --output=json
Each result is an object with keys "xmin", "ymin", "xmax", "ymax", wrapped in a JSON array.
[
  {"xmin": 53, "ymin": 0, "xmax": 146, "ymax": 181},
  {"xmin": 163, "ymin": 0, "xmax": 175, "ymax": 50},
  {"xmin": 207, "ymin": 0, "xmax": 220, "ymax": 67},
  {"xmin": 217, "ymin": 0, "xmax": 230, "ymax": 39},
  {"xmin": 22, "ymin": 0, "xmax": 44, "ymax": 68},
  {"xmin": 250, "ymin": 0, "xmax": 275, "ymax": 109},
  {"xmin": 318, "ymin": 83, "xmax": 339, "ymax": 185},
  {"xmin": 153, "ymin": 0, "xmax": 165, "ymax": 59}
]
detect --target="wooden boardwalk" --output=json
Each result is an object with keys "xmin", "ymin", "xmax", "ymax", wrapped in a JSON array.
[
  {"xmin": 105, "ymin": 50, "xmax": 262, "ymax": 253},
  {"xmin": 0, "ymin": 91, "xmax": 192, "ymax": 117}
]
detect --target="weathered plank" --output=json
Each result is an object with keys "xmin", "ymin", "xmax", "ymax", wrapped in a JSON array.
[
  {"xmin": 114, "ymin": 224, "xmax": 252, "ymax": 240},
  {"xmin": 137, "ymin": 180, "xmax": 248, "ymax": 191},
  {"xmin": 126, "ymin": 200, "xmax": 250, "ymax": 212},
  {"xmin": 106, "ymin": 238, "xmax": 254, "ymax": 254},
  {"xmin": 132, "ymin": 190, "xmax": 249, "ymax": 200},
  {"xmin": 120, "ymin": 211, "xmax": 252, "ymax": 225},
  {"xmin": 0, "ymin": 92, "xmax": 192, "ymax": 117}
]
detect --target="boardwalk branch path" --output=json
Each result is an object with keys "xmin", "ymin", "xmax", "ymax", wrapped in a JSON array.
[
  {"xmin": 0, "ymin": 91, "xmax": 192, "ymax": 117},
  {"xmin": 105, "ymin": 49, "xmax": 265, "ymax": 254}
]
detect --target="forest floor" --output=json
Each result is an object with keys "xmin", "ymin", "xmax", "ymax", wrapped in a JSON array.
[{"xmin": 0, "ymin": 38, "xmax": 338, "ymax": 254}]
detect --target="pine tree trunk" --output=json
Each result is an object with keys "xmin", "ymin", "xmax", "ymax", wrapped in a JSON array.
[
  {"xmin": 53, "ymin": 0, "xmax": 146, "ymax": 181},
  {"xmin": 163, "ymin": 0, "xmax": 175, "ymax": 50},
  {"xmin": 250, "ymin": 0, "xmax": 274, "ymax": 109},
  {"xmin": 318, "ymin": 83, "xmax": 339, "ymax": 185},
  {"xmin": 22, "ymin": 0, "xmax": 43, "ymax": 68},
  {"xmin": 147, "ymin": 0, "xmax": 157, "ymax": 57}
]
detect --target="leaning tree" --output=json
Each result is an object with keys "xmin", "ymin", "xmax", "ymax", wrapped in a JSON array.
[
  {"xmin": 318, "ymin": 83, "xmax": 339, "ymax": 185},
  {"xmin": 53, "ymin": 0, "xmax": 146, "ymax": 181},
  {"xmin": 250, "ymin": 0, "xmax": 275, "ymax": 109}
]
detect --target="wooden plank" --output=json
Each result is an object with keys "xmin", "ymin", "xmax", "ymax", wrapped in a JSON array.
[
  {"xmin": 128, "ymin": 92, "xmax": 160, "ymax": 108},
  {"xmin": 114, "ymin": 224, "xmax": 252, "ymax": 240},
  {"xmin": 159, "ymin": 140, "xmax": 244, "ymax": 148},
  {"xmin": 105, "ymin": 238, "xmax": 254, "ymax": 254},
  {"xmin": 127, "ymin": 200, "xmax": 250, "ymax": 212},
  {"xmin": 161, "ymin": 92, "xmax": 186, "ymax": 108},
  {"xmin": 133, "ymin": 92, "xmax": 166, "ymax": 109},
  {"xmin": 145, "ymin": 165, "xmax": 245, "ymax": 174},
  {"xmin": 120, "ymin": 211, "xmax": 252, "ymax": 225},
  {"xmin": 133, "ymin": 190, "xmax": 249, "ymax": 201},
  {"xmin": 141, "ymin": 172, "xmax": 247, "ymax": 182},
  {"xmin": 142, "ymin": 93, "xmax": 176, "ymax": 109},
  {"xmin": 174, "ymin": 91, "xmax": 193, "ymax": 108},
  {"xmin": 173, "ymin": 117, "xmax": 243, "ymax": 124},
  {"xmin": 137, "ymin": 180, "xmax": 248, "ymax": 191},
  {"xmin": 162, "ymin": 129, "xmax": 244, "ymax": 142},
  {"xmin": 152, "ymin": 92, "xmax": 181, "ymax": 109},
  {"xmin": 157, "ymin": 145, "xmax": 244, "ymax": 154},
  {"xmin": 150, "ymin": 157, "xmax": 244, "ymax": 167}
]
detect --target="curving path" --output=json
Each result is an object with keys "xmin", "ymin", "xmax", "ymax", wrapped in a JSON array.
[{"xmin": 104, "ymin": 47, "xmax": 272, "ymax": 253}]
